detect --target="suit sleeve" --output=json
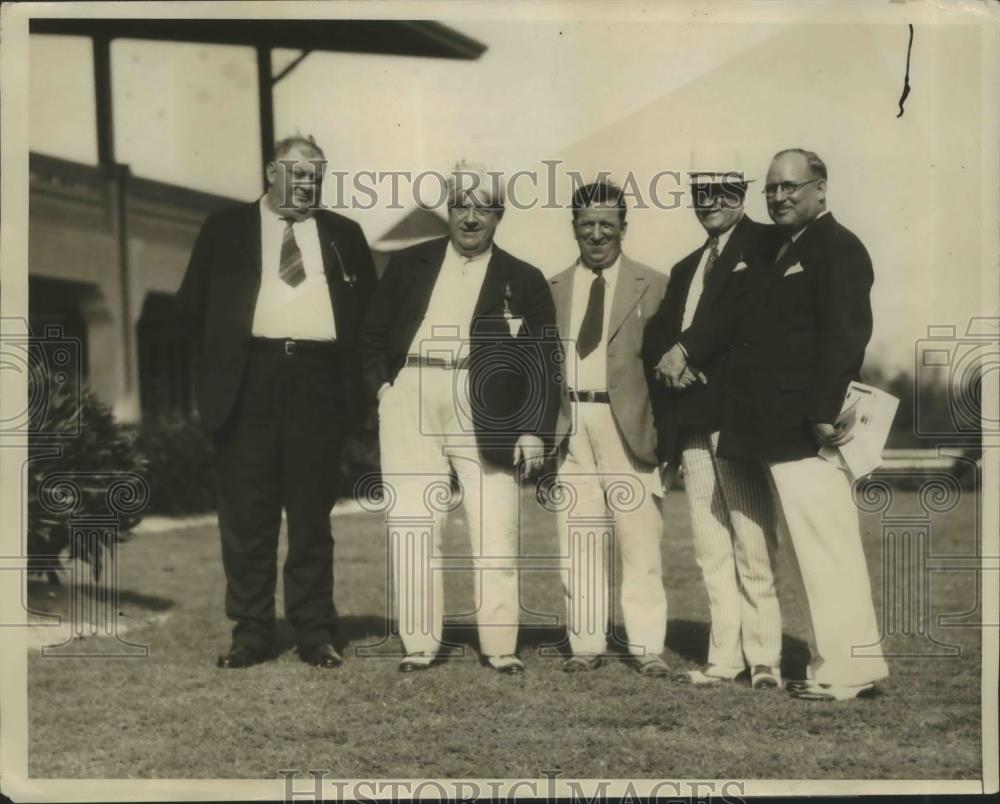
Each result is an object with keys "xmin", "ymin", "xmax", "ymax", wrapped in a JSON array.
[
  {"xmin": 347, "ymin": 219, "xmax": 378, "ymax": 320},
  {"xmin": 175, "ymin": 215, "xmax": 216, "ymax": 335},
  {"xmin": 641, "ymin": 268, "xmax": 679, "ymax": 371},
  {"xmin": 359, "ymin": 253, "xmax": 403, "ymax": 403},
  {"xmin": 520, "ymin": 266, "xmax": 562, "ymax": 448},
  {"xmin": 641, "ymin": 270, "xmax": 680, "ymax": 465},
  {"xmin": 806, "ymin": 238, "xmax": 874, "ymax": 424}
]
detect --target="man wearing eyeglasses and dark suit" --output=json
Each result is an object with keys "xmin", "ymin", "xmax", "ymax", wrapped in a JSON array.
[
  {"xmin": 655, "ymin": 148, "xmax": 889, "ymax": 701},
  {"xmin": 177, "ymin": 135, "xmax": 376, "ymax": 671}
]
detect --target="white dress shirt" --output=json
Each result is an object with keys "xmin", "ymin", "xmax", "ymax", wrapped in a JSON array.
[
  {"xmin": 251, "ymin": 197, "xmax": 338, "ymax": 340},
  {"xmin": 566, "ymin": 255, "xmax": 621, "ymax": 392},
  {"xmin": 681, "ymin": 215, "xmax": 741, "ymax": 331},
  {"xmin": 406, "ymin": 241, "xmax": 493, "ymax": 363}
]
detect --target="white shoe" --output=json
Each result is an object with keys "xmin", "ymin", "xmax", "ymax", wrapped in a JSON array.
[
  {"xmin": 486, "ymin": 654, "xmax": 525, "ymax": 674},
  {"xmin": 751, "ymin": 665, "xmax": 782, "ymax": 690},
  {"xmin": 674, "ymin": 665, "xmax": 742, "ymax": 685},
  {"xmin": 398, "ymin": 652, "xmax": 435, "ymax": 673}
]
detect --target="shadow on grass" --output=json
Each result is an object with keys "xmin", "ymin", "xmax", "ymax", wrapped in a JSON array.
[
  {"xmin": 269, "ymin": 614, "xmax": 812, "ymax": 676},
  {"xmin": 26, "ymin": 578, "xmax": 175, "ymax": 617},
  {"xmin": 666, "ymin": 617, "xmax": 811, "ymax": 678}
]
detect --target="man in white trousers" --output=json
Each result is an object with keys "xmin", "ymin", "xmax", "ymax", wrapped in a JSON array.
[
  {"xmin": 657, "ymin": 149, "xmax": 890, "ymax": 700},
  {"xmin": 548, "ymin": 180, "xmax": 670, "ymax": 676},
  {"xmin": 643, "ymin": 158, "xmax": 784, "ymax": 689},
  {"xmin": 360, "ymin": 162, "xmax": 560, "ymax": 674}
]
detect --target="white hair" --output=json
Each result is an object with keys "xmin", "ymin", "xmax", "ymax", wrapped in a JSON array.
[{"xmin": 446, "ymin": 159, "xmax": 505, "ymax": 210}]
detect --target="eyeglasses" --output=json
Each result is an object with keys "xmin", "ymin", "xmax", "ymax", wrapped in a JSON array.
[{"xmin": 762, "ymin": 178, "xmax": 821, "ymax": 198}]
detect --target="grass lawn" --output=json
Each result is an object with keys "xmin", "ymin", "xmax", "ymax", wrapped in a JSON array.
[{"xmin": 27, "ymin": 486, "xmax": 983, "ymax": 780}]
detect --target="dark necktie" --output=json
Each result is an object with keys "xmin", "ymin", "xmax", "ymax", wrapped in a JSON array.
[
  {"xmin": 279, "ymin": 218, "xmax": 307, "ymax": 287},
  {"xmin": 576, "ymin": 267, "xmax": 606, "ymax": 359},
  {"xmin": 702, "ymin": 236, "xmax": 720, "ymax": 286},
  {"xmin": 774, "ymin": 237, "xmax": 792, "ymax": 264}
]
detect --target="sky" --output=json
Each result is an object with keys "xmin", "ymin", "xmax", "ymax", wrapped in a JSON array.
[{"xmin": 26, "ymin": 3, "xmax": 999, "ymax": 374}]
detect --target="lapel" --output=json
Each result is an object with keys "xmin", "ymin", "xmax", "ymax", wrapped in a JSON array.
[
  {"xmin": 758, "ymin": 211, "xmax": 836, "ymax": 292},
  {"xmin": 314, "ymin": 212, "xmax": 348, "ymax": 287},
  {"xmin": 607, "ymin": 253, "xmax": 648, "ymax": 344},
  {"xmin": 410, "ymin": 236, "xmax": 450, "ymax": 322},
  {"xmin": 548, "ymin": 266, "xmax": 576, "ymax": 343},
  {"xmin": 231, "ymin": 202, "xmax": 262, "ymax": 305},
  {"xmin": 472, "ymin": 247, "xmax": 514, "ymax": 320},
  {"xmin": 696, "ymin": 215, "xmax": 752, "ymax": 314}
]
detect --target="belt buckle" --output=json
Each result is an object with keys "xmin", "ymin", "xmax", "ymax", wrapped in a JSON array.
[{"xmin": 284, "ymin": 340, "xmax": 297, "ymax": 356}]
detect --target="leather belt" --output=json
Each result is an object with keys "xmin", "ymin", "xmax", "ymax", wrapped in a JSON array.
[
  {"xmin": 404, "ymin": 354, "xmax": 470, "ymax": 370},
  {"xmin": 569, "ymin": 389, "xmax": 611, "ymax": 403},
  {"xmin": 250, "ymin": 337, "xmax": 340, "ymax": 357}
]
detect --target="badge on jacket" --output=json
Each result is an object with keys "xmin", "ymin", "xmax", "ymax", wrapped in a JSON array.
[{"xmin": 503, "ymin": 282, "xmax": 523, "ymax": 336}]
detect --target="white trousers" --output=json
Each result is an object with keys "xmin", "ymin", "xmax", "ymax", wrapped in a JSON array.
[
  {"xmin": 681, "ymin": 430, "xmax": 782, "ymax": 670},
  {"xmin": 378, "ymin": 367, "xmax": 519, "ymax": 657},
  {"xmin": 767, "ymin": 456, "xmax": 889, "ymax": 686},
  {"xmin": 557, "ymin": 402, "xmax": 666, "ymax": 656}
]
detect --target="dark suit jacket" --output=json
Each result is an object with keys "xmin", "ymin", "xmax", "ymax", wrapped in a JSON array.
[
  {"xmin": 642, "ymin": 215, "xmax": 778, "ymax": 465},
  {"xmin": 680, "ymin": 212, "xmax": 874, "ymax": 461},
  {"xmin": 175, "ymin": 202, "xmax": 377, "ymax": 433},
  {"xmin": 360, "ymin": 236, "xmax": 561, "ymax": 468}
]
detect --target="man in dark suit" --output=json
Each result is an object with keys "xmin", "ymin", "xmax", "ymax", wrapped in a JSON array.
[
  {"xmin": 176, "ymin": 135, "xmax": 376, "ymax": 669},
  {"xmin": 642, "ymin": 161, "xmax": 783, "ymax": 690},
  {"xmin": 360, "ymin": 161, "xmax": 560, "ymax": 674},
  {"xmin": 656, "ymin": 148, "xmax": 889, "ymax": 701}
]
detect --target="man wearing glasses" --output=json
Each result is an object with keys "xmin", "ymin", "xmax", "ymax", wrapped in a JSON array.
[
  {"xmin": 177, "ymin": 135, "xmax": 377, "ymax": 671},
  {"xmin": 656, "ymin": 148, "xmax": 889, "ymax": 701},
  {"xmin": 643, "ymin": 157, "xmax": 783, "ymax": 690},
  {"xmin": 360, "ymin": 161, "xmax": 560, "ymax": 675}
]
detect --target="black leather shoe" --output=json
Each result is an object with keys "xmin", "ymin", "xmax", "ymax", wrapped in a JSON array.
[
  {"xmin": 217, "ymin": 644, "xmax": 267, "ymax": 669},
  {"xmin": 301, "ymin": 643, "xmax": 343, "ymax": 669}
]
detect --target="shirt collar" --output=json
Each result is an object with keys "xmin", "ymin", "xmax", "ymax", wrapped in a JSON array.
[
  {"xmin": 576, "ymin": 253, "xmax": 622, "ymax": 277},
  {"xmin": 446, "ymin": 239, "xmax": 493, "ymax": 266},
  {"xmin": 789, "ymin": 209, "xmax": 830, "ymax": 243},
  {"xmin": 259, "ymin": 195, "xmax": 316, "ymax": 224},
  {"xmin": 706, "ymin": 212, "xmax": 743, "ymax": 252}
]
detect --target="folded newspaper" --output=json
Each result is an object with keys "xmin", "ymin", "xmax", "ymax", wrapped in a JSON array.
[{"xmin": 818, "ymin": 382, "xmax": 900, "ymax": 479}]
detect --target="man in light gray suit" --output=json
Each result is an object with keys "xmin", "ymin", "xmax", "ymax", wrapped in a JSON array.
[{"xmin": 547, "ymin": 180, "xmax": 669, "ymax": 676}]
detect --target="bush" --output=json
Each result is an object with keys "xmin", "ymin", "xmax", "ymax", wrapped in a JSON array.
[
  {"xmin": 132, "ymin": 416, "xmax": 217, "ymax": 515},
  {"xmin": 131, "ymin": 411, "xmax": 379, "ymax": 515},
  {"xmin": 28, "ymin": 373, "xmax": 148, "ymax": 581}
]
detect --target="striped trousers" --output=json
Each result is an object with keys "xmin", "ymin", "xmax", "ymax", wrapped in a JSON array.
[{"xmin": 681, "ymin": 429, "xmax": 782, "ymax": 670}]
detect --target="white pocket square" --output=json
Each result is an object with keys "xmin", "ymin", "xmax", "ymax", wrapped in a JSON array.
[
  {"xmin": 506, "ymin": 316, "xmax": 524, "ymax": 336},
  {"xmin": 732, "ymin": 260, "xmax": 749, "ymax": 273},
  {"xmin": 783, "ymin": 263, "xmax": 805, "ymax": 277}
]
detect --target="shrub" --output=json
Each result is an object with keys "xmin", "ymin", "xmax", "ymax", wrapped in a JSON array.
[
  {"xmin": 132, "ymin": 416, "xmax": 217, "ymax": 515},
  {"xmin": 28, "ymin": 372, "xmax": 148, "ymax": 581}
]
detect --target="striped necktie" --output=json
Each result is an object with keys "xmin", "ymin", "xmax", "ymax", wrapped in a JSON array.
[
  {"xmin": 702, "ymin": 236, "xmax": 720, "ymax": 286},
  {"xmin": 279, "ymin": 218, "xmax": 307, "ymax": 287}
]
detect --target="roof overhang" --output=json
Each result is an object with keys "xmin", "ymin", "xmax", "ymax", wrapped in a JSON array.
[{"xmin": 29, "ymin": 18, "xmax": 486, "ymax": 60}]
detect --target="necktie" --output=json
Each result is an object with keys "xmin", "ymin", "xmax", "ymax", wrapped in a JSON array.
[
  {"xmin": 702, "ymin": 237, "xmax": 720, "ymax": 286},
  {"xmin": 576, "ymin": 267, "xmax": 606, "ymax": 359},
  {"xmin": 279, "ymin": 218, "xmax": 307, "ymax": 287},
  {"xmin": 775, "ymin": 238, "xmax": 792, "ymax": 264}
]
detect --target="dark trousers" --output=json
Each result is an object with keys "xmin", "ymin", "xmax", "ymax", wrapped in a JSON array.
[{"xmin": 213, "ymin": 346, "xmax": 347, "ymax": 653}]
